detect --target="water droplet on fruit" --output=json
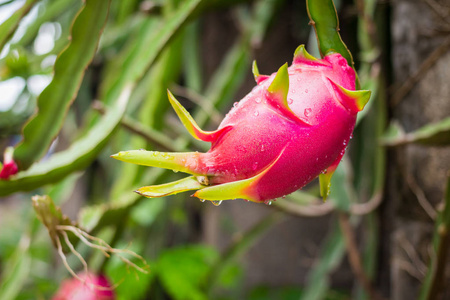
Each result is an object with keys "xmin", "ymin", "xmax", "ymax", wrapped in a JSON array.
[
  {"xmin": 254, "ymin": 111, "xmax": 259, "ymax": 116},
  {"xmin": 264, "ymin": 200, "xmax": 272, "ymax": 205},
  {"xmin": 255, "ymin": 97, "xmax": 261, "ymax": 103},
  {"xmin": 288, "ymin": 98, "xmax": 293, "ymax": 105},
  {"xmin": 200, "ymin": 199, "xmax": 205, "ymax": 202},
  {"xmin": 233, "ymin": 102, "xmax": 239, "ymax": 108},
  {"xmin": 260, "ymin": 145, "xmax": 265, "ymax": 152},
  {"xmin": 304, "ymin": 108, "xmax": 312, "ymax": 117},
  {"xmin": 292, "ymin": 89, "xmax": 296, "ymax": 94},
  {"xmin": 252, "ymin": 162, "xmax": 258, "ymax": 170},
  {"xmin": 212, "ymin": 200, "xmax": 222, "ymax": 206},
  {"xmin": 139, "ymin": 148, "xmax": 145, "ymax": 151}
]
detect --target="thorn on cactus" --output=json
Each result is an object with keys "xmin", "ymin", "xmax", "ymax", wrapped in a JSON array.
[{"xmin": 112, "ymin": 44, "xmax": 371, "ymax": 203}]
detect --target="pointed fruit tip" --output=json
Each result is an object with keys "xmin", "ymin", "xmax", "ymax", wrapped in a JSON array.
[
  {"xmin": 327, "ymin": 78, "xmax": 371, "ymax": 112},
  {"xmin": 252, "ymin": 60, "xmax": 270, "ymax": 84},
  {"xmin": 293, "ymin": 44, "xmax": 318, "ymax": 63},
  {"xmin": 252, "ymin": 60, "xmax": 260, "ymax": 80},
  {"xmin": 267, "ymin": 63, "xmax": 289, "ymax": 96}
]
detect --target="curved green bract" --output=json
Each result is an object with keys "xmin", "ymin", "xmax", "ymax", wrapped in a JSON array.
[
  {"xmin": 13, "ymin": 0, "xmax": 111, "ymax": 170},
  {"xmin": 306, "ymin": 0, "xmax": 359, "ymax": 88},
  {"xmin": 0, "ymin": 86, "xmax": 131, "ymax": 197}
]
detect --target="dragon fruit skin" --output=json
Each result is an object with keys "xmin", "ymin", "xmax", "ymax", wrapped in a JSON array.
[
  {"xmin": 52, "ymin": 272, "xmax": 115, "ymax": 300},
  {"xmin": 112, "ymin": 45, "xmax": 370, "ymax": 203}
]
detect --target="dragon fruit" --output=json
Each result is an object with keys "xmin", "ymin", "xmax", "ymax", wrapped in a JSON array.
[
  {"xmin": 112, "ymin": 45, "xmax": 370, "ymax": 203},
  {"xmin": 52, "ymin": 272, "xmax": 115, "ymax": 300}
]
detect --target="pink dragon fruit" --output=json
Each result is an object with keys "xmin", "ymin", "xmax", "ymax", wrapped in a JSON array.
[
  {"xmin": 112, "ymin": 45, "xmax": 370, "ymax": 203},
  {"xmin": 52, "ymin": 272, "xmax": 115, "ymax": 300}
]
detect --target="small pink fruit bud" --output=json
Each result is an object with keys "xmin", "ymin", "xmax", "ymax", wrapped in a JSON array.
[
  {"xmin": 52, "ymin": 272, "xmax": 115, "ymax": 300},
  {"xmin": 0, "ymin": 147, "xmax": 18, "ymax": 180}
]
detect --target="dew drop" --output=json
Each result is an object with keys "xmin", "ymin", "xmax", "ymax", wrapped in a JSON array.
[
  {"xmin": 200, "ymin": 199, "xmax": 205, "ymax": 203},
  {"xmin": 292, "ymin": 89, "xmax": 296, "ymax": 94},
  {"xmin": 281, "ymin": 195, "xmax": 286, "ymax": 199},
  {"xmin": 233, "ymin": 102, "xmax": 239, "ymax": 108},
  {"xmin": 264, "ymin": 200, "xmax": 272, "ymax": 205},
  {"xmin": 139, "ymin": 148, "xmax": 145, "ymax": 151},
  {"xmin": 254, "ymin": 110, "xmax": 259, "ymax": 117},
  {"xmin": 255, "ymin": 97, "xmax": 262, "ymax": 103},
  {"xmin": 252, "ymin": 162, "xmax": 258, "ymax": 170},
  {"xmin": 260, "ymin": 145, "xmax": 265, "ymax": 152},
  {"xmin": 304, "ymin": 108, "xmax": 312, "ymax": 117},
  {"xmin": 212, "ymin": 200, "xmax": 222, "ymax": 206}
]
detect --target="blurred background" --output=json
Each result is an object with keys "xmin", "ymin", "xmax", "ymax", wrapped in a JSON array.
[{"xmin": 0, "ymin": 0, "xmax": 449, "ymax": 299}]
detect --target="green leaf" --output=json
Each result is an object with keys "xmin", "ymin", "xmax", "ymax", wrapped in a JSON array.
[
  {"xmin": 0, "ymin": 86, "xmax": 131, "ymax": 196},
  {"xmin": 382, "ymin": 117, "xmax": 450, "ymax": 147},
  {"xmin": 157, "ymin": 245, "xmax": 218, "ymax": 300},
  {"xmin": 0, "ymin": 0, "xmax": 38, "ymax": 52},
  {"xmin": 13, "ymin": 0, "xmax": 111, "ymax": 170}
]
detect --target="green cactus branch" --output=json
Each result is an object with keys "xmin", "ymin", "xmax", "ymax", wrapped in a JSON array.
[
  {"xmin": 0, "ymin": 86, "xmax": 131, "ymax": 197},
  {"xmin": 13, "ymin": 0, "xmax": 111, "ymax": 170},
  {"xmin": 306, "ymin": 0, "xmax": 360, "ymax": 88}
]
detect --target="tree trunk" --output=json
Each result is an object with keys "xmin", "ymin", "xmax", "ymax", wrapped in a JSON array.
[{"xmin": 383, "ymin": 0, "xmax": 450, "ymax": 298}]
